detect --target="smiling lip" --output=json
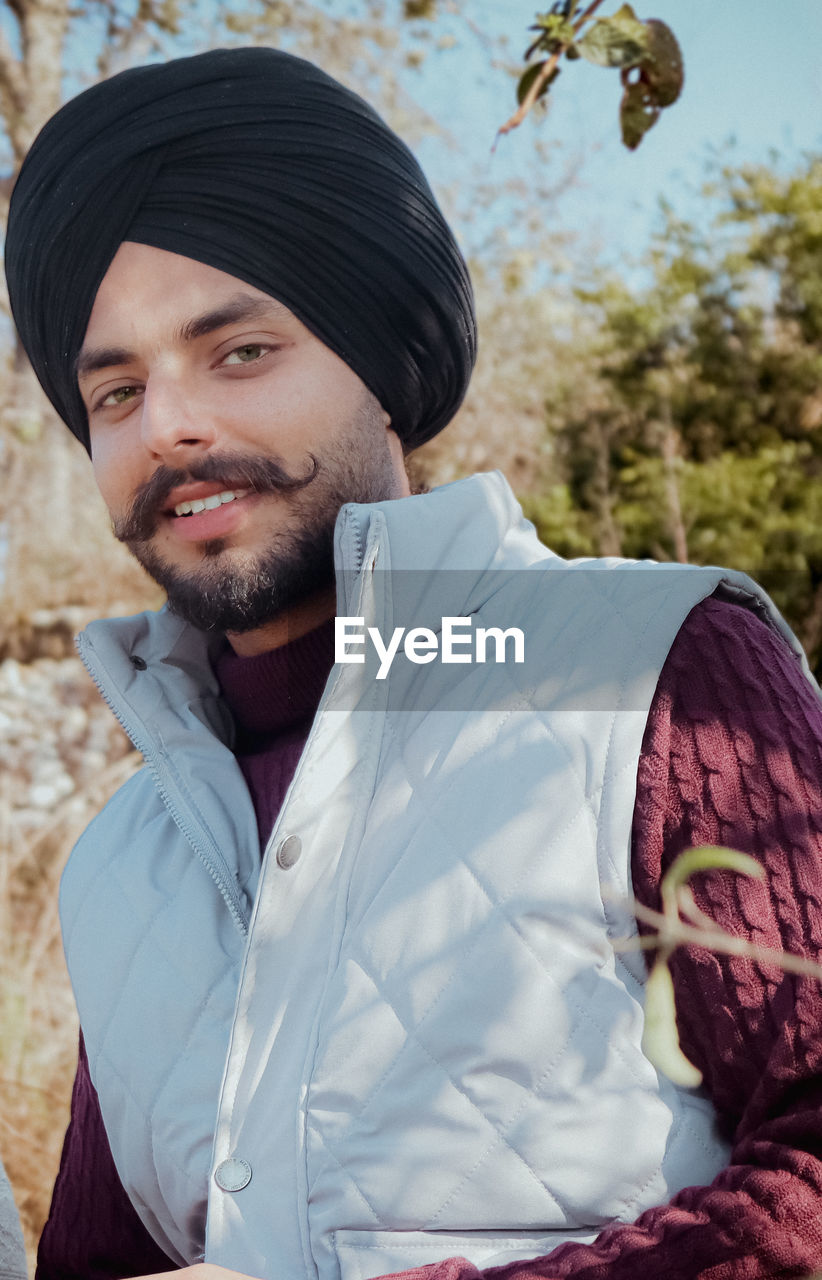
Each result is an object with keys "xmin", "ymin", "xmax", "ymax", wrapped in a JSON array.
[
  {"xmin": 164, "ymin": 487, "xmax": 259, "ymax": 543},
  {"xmin": 164, "ymin": 482, "xmax": 250, "ymax": 514}
]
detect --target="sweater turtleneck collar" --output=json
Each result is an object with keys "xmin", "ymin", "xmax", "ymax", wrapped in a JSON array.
[{"xmin": 214, "ymin": 618, "xmax": 336, "ymax": 738}]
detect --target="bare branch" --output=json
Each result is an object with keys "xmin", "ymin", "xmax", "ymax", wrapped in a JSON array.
[
  {"xmin": 0, "ymin": 25, "xmax": 27, "ymax": 119},
  {"xmin": 4, "ymin": 0, "xmax": 26, "ymax": 25},
  {"xmin": 624, "ymin": 897, "xmax": 822, "ymax": 982}
]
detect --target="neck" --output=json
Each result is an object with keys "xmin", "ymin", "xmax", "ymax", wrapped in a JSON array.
[{"xmin": 226, "ymin": 585, "xmax": 337, "ymax": 656}]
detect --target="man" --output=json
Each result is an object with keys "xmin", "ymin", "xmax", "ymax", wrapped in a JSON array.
[{"xmin": 5, "ymin": 46, "xmax": 822, "ymax": 1280}]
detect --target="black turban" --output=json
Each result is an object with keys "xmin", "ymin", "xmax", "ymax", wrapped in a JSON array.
[{"xmin": 5, "ymin": 46, "xmax": 476, "ymax": 453}]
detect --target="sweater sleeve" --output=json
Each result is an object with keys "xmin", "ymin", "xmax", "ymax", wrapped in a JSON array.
[
  {"xmin": 382, "ymin": 597, "xmax": 822, "ymax": 1280},
  {"xmin": 35, "ymin": 1035, "xmax": 177, "ymax": 1280}
]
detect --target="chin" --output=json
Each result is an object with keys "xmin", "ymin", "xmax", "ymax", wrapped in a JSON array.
[{"xmin": 129, "ymin": 527, "xmax": 336, "ymax": 634}]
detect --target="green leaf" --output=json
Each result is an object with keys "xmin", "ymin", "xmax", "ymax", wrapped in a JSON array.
[
  {"xmin": 517, "ymin": 61, "xmax": 560, "ymax": 106},
  {"xmin": 526, "ymin": 14, "xmax": 576, "ymax": 58},
  {"xmin": 641, "ymin": 959, "xmax": 703, "ymax": 1088},
  {"xmin": 531, "ymin": 13, "xmax": 575, "ymax": 41},
  {"xmin": 577, "ymin": 4, "xmax": 649, "ymax": 69}
]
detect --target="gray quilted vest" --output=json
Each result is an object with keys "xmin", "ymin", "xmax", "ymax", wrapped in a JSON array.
[{"xmin": 61, "ymin": 473, "xmax": 812, "ymax": 1279}]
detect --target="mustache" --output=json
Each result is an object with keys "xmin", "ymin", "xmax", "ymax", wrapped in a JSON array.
[{"xmin": 112, "ymin": 451, "xmax": 320, "ymax": 543}]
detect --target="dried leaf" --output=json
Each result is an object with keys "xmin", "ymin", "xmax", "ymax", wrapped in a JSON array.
[
  {"xmin": 619, "ymin": 78, "xmax": 658, "ymax": 149},
  {"xmin": 615, "ymin": 18, "xmax": 684, "ymax": 147},
  {"xmin": 644, "ymin": 18, "xmax": 684, "ymax": 107}
]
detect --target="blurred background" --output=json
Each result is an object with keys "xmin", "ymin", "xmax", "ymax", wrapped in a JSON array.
[{"xmin": 0, "ymin": 0, "xmax": 820, "ymax": 1266}]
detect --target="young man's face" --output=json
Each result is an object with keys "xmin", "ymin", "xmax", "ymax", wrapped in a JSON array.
[{"xmin": 77, "ymin": 241, "xmax": 409, "ymax": 638}]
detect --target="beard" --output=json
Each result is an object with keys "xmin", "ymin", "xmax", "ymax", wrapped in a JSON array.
[{"xmin": 112, "ymin": 395, "xmax": 401, "ymax": 634}]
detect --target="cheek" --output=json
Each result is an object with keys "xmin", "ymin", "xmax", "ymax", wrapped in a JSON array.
[
  {"xmin": 220, "ymin": 380, "xmax": 320, "ymax": 450},
  {"xmin": 255, "ymin": 353, "xmax": 370, "ymax": 428},
  {"xmin": 90, "ymin": 436, "xmax": 134, "ymax": 513}
]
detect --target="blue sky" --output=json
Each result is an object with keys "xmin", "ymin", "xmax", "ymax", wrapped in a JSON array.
[
  {"xmin": 411, "ymin": 1, "xmax": 822, "ymax": 270},
  {"xmin": 5, "ymin": 0, "xmax": 819, "ymax": 273}
]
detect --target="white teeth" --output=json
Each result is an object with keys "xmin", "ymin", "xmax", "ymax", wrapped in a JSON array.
[{"xmin": 173, "ymin": 489, "xmax": 247, "ymax": 518}]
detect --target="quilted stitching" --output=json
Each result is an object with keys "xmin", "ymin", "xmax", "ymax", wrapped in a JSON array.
[
  {"xmin": 308, "ymin": 837, "xmax": 647, "ymax": 1228},
  {"xmin": 301, "ymin": 569, "xmax": 746, "ymax": 1244},
  {"xmin": 62, "ymin": 771, "xmax": 244, "ymax": 1260},
  {"xmin": 311, "ymin": 945, "xmax": 573, "ymax": 1224}
]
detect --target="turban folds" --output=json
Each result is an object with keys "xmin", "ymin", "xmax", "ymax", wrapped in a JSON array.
[{"xmin": 5, "ymin": 47, "xmax": 476, "ymax": 452}]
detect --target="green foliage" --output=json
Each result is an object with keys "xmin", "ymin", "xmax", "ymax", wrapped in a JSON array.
[
  {"xmin": 527, "ymin": 12, "xmax": 577, "ymax": 54},
  {"xmin": 527, "ymin": 153, "xmax": 822, "ymax": 675},
  {"xmin": 516, "ymin": 61, "xmax": 560, "ymax": 106},
  {"xmin": 576, "ymin": 4, "xmax": 648, "ymax": 68},
  {"xmin": 507, "ymin": 3, "xmax": 682, "ymax": 149},
  {"xmin": 521, "ymin": 485, "xmax": 597, "ymax": 559}
]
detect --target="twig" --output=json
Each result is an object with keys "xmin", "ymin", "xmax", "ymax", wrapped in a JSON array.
[
  {"xmin": 617, "ymin": 897, "xmax": 822, "ymax": 982},
  {"xmin": 496, "ymin": 0, "xmax": 607, "ymax": 138}
]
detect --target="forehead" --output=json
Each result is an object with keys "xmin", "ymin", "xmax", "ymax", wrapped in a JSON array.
[{"xmin": 83, "ymin": 241, "xmax": 293, "ymax": 346}]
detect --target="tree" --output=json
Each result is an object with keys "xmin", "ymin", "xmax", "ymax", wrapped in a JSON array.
[{"xmin": 525, "ymin": 153, "xmax": 822, "ymax": 673}]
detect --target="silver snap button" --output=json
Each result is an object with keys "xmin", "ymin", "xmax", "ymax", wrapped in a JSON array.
[
  {"xmin": 276, "ymin": 835, "xmax": 302, "ymax": 869},
  {"xmin": 214, "ymin": 1157, "xmax": 252, "ymax": 1191}
]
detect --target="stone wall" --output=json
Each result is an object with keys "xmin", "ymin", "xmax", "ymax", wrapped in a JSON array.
[{"xmin": 0, "ymin": 651, "xmax": 135, "ymax": 842}]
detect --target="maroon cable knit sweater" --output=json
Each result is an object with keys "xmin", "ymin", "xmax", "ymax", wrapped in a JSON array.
[{"xmin": 37, "ymin": 598, "xmax": 822, "ymax": 1280}]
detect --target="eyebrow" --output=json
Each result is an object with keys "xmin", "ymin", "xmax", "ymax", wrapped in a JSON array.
[{"xmin": 75, "ymin": 293, "xmax": 291, "ymax": 380}]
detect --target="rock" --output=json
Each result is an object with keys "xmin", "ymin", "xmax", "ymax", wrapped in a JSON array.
[{"xmin": 0, "ymin": 653, "xmax": 134, "ymax": 845}]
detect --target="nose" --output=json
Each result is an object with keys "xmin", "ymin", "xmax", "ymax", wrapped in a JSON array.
[{"xmin": 140, "ymin": 373, "xmax": 217, "ymax": 461}]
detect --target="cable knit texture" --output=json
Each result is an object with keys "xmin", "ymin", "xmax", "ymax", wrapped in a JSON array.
[{"xmin": 36, "ymin": 598, "xmax": 822, "ymax": 1280}]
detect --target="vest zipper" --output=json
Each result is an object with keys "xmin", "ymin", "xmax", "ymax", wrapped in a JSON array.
[
  {"xmin": 75, "ymin": 632, "xmax": 249, "ymax": 936},
  {"xmin": 255, "ymin": 507, "xmax": 379, "ymax": 876}
]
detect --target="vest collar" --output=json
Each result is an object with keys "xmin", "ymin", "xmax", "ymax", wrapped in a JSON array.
[{"xmin": 76, "ymin": 471, "xmax": 540, "ymax": 709}]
